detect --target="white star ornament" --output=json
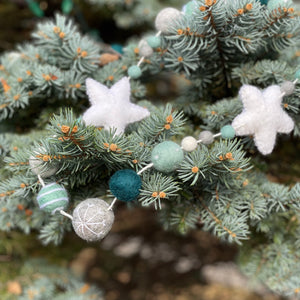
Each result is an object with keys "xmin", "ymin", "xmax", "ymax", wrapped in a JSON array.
[
  {"xmin": 231, "ymin": 85, "xmax": 294, "ymax": 155},
  {"xmin": 83, "ymin": 77, "xmax": 150, "ymax": 135}
]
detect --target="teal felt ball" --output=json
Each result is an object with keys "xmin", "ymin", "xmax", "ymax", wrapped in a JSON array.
[
  {"xmin": 128, "ymin": 65, "xmax": 142, "ymax": 79},
  {"xmin": 146, "ymin": 36, "xmax": 161, "ymax": 48},
  {"xmin": 61, "ymin": 0, "xmax": 74, "ymax": 14},
  {"xmin": 259, "ymin": 0, "xmax": 269, "ymax": 5},
  {"xmin": 221, "ymin": 125, "xmax": 235, "ymax": 139},
  {"xmin": 37, "ymin": 183, "xmax": 69, "ymax": 214},
  {"xmin": 151, "ymin": 141, "xmax": 184, "ymax": 173},
  {"xmin": 109, "ymin": 169, "xmax": 142, "ymax": 202},
  {"xmin": 111, "ymin": 43, "xmax": 123, "ymax": 54}
]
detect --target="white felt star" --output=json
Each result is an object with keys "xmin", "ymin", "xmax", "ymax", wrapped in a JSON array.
[
  {"xmin": 232, "ymin": 84, "xmax": 294, "ymax": 155},
  {"xmin": 83, "ymin": 77, "xmax": 150, "ymax": 135}
]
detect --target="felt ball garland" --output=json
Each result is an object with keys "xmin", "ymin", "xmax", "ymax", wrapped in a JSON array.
[{"xmin": 29, "ymin": 4, "xmax": 299, "ymax": 243}]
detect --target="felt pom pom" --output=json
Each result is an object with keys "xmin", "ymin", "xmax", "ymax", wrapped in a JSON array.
[
  {"xmin": 72, "ymin": 198, "xmax": 114, "ymax": 242},
  {"xmin": 146, "ymin": 36, "xmax": 161, "ymax": 48},
  {"xmin": 199, "ymin": 131, "xmax": 214, "ymax": 145},
  {"xmin": 151, "ymin": 141, "xmax": 184, "ymax": 173},
  {"xmin": 29, "ymin": 155, "xmax": 58, "ymax": 178},
  {"xmin": 128, "ymin": 65, "xmax": 142, "ymax": 79},
  {"xmin": 37, "ymin": 183, "xmax": 68, "ymax": 214},
  {"xmin": 181, "ymin": 136, "xmax": 198, "ymax": 152},
  {"xmin": 109, "ymin": 169, "xmax": 142, "ymax": 202},
  {"xmin": 138, "ymin": 39, "xmax": 153, "ymax": 57},
  {"xmin": 155, "ymin": 8, "xmax": 182, "ymax": 33},
  {"xmin": 280, "ymin": 81, "xmax": 295, "ymax": 96},
  {"xmin": 221, "ymin": 125, "xmax": 235, "ymax": 139}
]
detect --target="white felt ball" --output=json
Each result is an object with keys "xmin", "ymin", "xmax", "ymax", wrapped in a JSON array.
[
  {"xmin": 199, "ymin": 131, "xmax": 214, "ymax": 145},
  {"xmin": 280, "ymin": 81, "xmax": 295, "ymax": 96},
  {"xmin": 29, "ymin": 155, "xmax": 58, "ymax": 178},
  {"xmin": 181, "ymin": 136, "xmax": 198, "ymax": 152},
  {"xmin": 138, "ymin": 39, "xmax": 154, "ymax": 57},
  {"xmin": 155, "ymin": 8, "xmax": 182, "ymax": 33},
  {"xmin": 72, "ymin": 198, "xmax": 114, "ymax": 242}
]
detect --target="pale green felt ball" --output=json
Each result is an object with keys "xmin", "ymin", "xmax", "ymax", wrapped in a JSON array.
[
  {"xmin": 37, "ymin": 183, "xmax": 69, "ymax": 214},
  {"xmin": 184, "ymin": 1, "xmax": 197, "ymax": 15},
  {"xmin": 128, "ymin": 65, "xmax": 142, "ymax": 79},
  {"xmin": 267, "ymin": 0, "xmax": 292, "ymax": 10},
  {"xmin": 294, "ymin": 70, "xmax": 300, "ymax": 80},
  {"xmin": 151, "ymin": 141, "xmax": 184, "ymax": 173},
  {"xmin": 221, "ymin": 125, "xmax": 235, "ymax": 139},
  {"xmin": 146, "ymin": 36, "xmax": 161, "ymax": 48}
]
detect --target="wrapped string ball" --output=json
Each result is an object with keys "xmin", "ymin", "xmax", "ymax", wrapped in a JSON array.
[
  {"xmin": 109, "ymin": 169, "xmax": 142, "ymax": 202},
  {"xmin": 72, "ymin": 198, "xmax": 114, "ymax": 242},
  {"xmin": 151, "ymin": 141, "xmax": 184, "ymax": 173},
  {"xmin": 37, "ymin": 183, "xmax": 69, "ymax": 214}
]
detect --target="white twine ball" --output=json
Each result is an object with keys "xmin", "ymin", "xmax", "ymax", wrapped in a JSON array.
[
  {"xmin": 29, "ymin": 155, "xmax": 58, "ymax": 178},
  {"xmin": 155, "ymin": 8, "xmax": 182, "ymax": 33},
  {"xmin": 138, "ymin": 39, "xmax": 154, "ymax": 57},
  {"xmin": 181, "ymin": 136, "xmax": 198, "ymax": 152},
  {"xmin": 72, "ymin": 198, "xmax": 114, "ymax": 242}
]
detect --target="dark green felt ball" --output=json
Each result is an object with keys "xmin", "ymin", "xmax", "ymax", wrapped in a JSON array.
[{"xmin": 109, "ymin": 169, "xmax": 142, "ymax": 202}]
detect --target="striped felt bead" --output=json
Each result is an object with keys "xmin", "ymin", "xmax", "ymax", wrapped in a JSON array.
[{"xmin": 37, "ymin": 183, "xmax": 69, "ymax": 214}]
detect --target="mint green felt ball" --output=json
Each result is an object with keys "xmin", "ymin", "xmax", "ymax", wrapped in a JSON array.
[
  {"xmin": 294, "ymin": 70, "xmax": 300, "ymax": 80},
  {"xmin": 146, "ymin": 36, "xmax": 161, "ymax": 48},
  {"xmin": 37, "ymin": 183, "xmax": 69, "ymax": 214},
  {"xmin": 221, "ymin": 125, "xmax": 235, "ymax": 139},
  {"xmin": 151, "ymin": 141, "xmax": 184, "ymax": 173},
  {"xmin": 128, "ymin": 65, "xmax": 142, "ymax": 79},
  {"xmin": 184, "ymin": 1, "xmax": 197, "ymax": 15},
  {"xmin": 267, "ymin": 0, "xmax": 292, "ymax": 10}
]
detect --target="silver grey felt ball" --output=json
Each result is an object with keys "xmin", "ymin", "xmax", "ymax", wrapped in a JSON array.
[
  {"xmin": 199, "ymin": 131, "xmax": 214, "ymax": 145},
  {"xmin": 280, "ymin": 81, "xmax": 295, "ymax": 96},
  {"xmin": 138, "ymin": 39, "xmax": 153, "ymax": 57},
  {"xmin": 72, "ymin": 198, "xmax": 114, "ymax": 242},
  {"xmin": 155, "ymin": 8, "xmax": 182, "ymax": 33}
]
